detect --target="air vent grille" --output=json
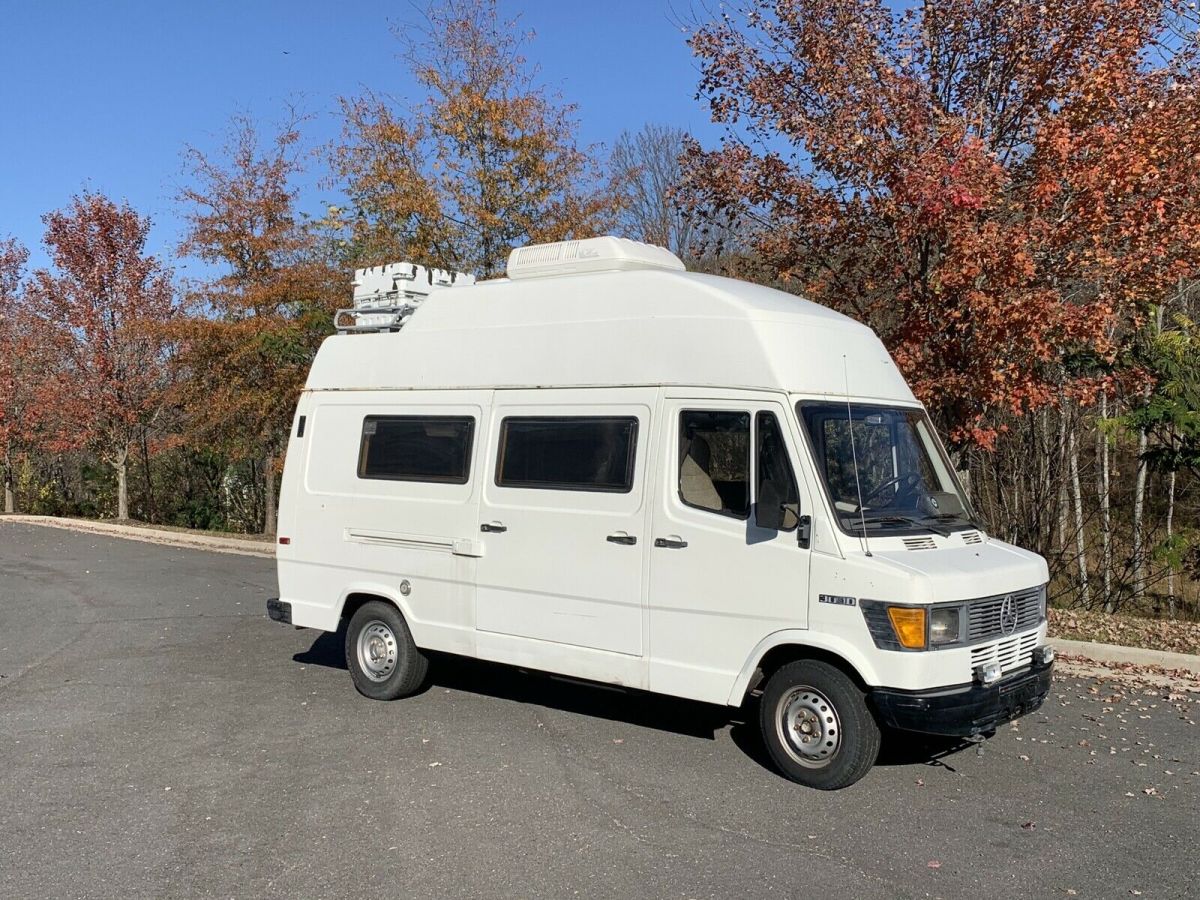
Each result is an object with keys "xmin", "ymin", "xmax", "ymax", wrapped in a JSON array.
[
  {"xmin": 902, "ymin": 537, "xmax": 937, "ymax": 551},
  {"xmin": 962, "ymin": 531, "xmax": 983, "ymax": 544}
]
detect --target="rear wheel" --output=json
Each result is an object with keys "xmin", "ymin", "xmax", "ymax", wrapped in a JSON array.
[
  {"xmin": 759, "ymin": 659, "xmax": 880, "ymax": 790},
  {"xmin": 345, "ymin": 600, "xmax": 429, "ymax": 700}
]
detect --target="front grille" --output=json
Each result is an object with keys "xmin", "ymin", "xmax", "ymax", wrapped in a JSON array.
[
  {"xmin": 966, "ymin": 587, "xmax": 1043, "ymax": 642},
  {"xmin": 971, "ymin": 632, "xmax": 1039, "ymax": 675}
]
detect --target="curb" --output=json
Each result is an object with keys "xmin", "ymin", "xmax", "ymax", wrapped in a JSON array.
[
  {"xmin": 1048, "ymin": 637, "xmax": 1200, "ymax": 678},
  {"xmin": 1, "ymin": 515, "xmax": 275, "ymax": 559}
]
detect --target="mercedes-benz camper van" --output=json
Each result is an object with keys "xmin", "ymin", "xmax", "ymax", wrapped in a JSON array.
[{"xmin": 268, "ymin": 236, "xmax": 1054, "ymax": 789}]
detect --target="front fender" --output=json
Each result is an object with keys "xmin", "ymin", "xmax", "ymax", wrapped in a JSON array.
[{"xmin": 725, "ymin": 629, "xmax": 882, "ymax": 706}]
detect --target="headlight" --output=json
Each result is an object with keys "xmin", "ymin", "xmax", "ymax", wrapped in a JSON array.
[
  {"xmin": 929, "ymin": 607, "xmax": 960, "ymax": 645},
  {"xmin": 1037, "ymin": 584, "xmax": 1048, "ymax": 620},
  {"xmin": 861, "ymin": 600, "xmax": 965, "ymax": 651}
]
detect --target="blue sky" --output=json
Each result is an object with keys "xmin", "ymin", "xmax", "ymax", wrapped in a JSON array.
[{"xmin": 0, "ymin": 1, "xmax": 725, "ymax": 273}]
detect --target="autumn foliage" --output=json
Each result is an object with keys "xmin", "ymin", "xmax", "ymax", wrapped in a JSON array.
[
  {"xmin": 177, "ymin": 114, "xmax": 340, "ymax": 534},
  {"xmin": 682, "ymin": 0, "xmax": 1200, "ymax": 448},
  {"xmin": 328, "ymin": 0, "xmax": 623, "ymax": 276},
  {"xmin": 1, "ymin": 0, "xmax": 1197, "ymax": 615},
  {"xmin": 25, "ymin": 195, "xmax": 176, "ymax": 519},
  {"xmin": 0, "ymin": 237, "xmax": 35, "ymax": 512}
]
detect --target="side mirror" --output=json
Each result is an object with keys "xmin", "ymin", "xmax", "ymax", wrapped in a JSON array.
[{"xmin": 758, "ymin": 501, "xmax": 800, "ymax": 531}]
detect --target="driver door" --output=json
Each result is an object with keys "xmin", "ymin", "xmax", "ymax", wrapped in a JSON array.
[{"xmin": 647, "ymin": 392, "xmax": 814, "ymax": 705}]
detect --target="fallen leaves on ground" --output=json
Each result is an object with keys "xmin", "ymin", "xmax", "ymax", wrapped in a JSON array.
[
  {"xmin": 1055, "ymin": 653, "xmax": 1200, "ymax": 694},
  {"xmin": 1049, "ymin": 608, "xmax": 1200, "ymax": 656}
]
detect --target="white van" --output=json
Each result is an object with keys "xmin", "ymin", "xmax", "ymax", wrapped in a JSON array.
[{"xmin": 269, "ymin": 236, "xmax": 1053, "ymax": 789}]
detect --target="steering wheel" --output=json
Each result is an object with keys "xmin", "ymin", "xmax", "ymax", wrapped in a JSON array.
[{"xmin": 862, "ymin": 472, "xmax": 922, "ymax": 507}]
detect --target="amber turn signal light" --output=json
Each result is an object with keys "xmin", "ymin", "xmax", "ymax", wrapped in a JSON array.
[{"xmin": 887, "ymin": 606, "xmax": 927, "ymax": 650}]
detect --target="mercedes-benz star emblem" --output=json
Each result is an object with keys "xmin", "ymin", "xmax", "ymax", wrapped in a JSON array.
[{"xmin": 1000, "ymin": 594, "xmax": 1018, "ymax": 635}]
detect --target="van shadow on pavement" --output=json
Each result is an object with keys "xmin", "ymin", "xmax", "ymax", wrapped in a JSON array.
[{"xmin": 294, "ymin": 629, "xmax": 977, "ymax": 776}]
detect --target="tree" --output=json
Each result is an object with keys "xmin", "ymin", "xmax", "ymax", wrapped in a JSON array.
[
  {"xmin": 27, "ymin": 195, "xmax": 176, "ymax": 520},
  {"xmin": 610, "ymin": 124, "xmax": 703, "ymax": 260},
  {"xmin": 178, "ymin": 112, "xmax": 338, "ymax": 535},
  {"xmin": 1119, "ymin": 302, "xmax": 1200, "ymax": 609},
  {"xmin": 328, "ymin": 0, "xmax": 623, "ymax": 276},
  {"xmin": 681, "ymin": 0, "xmax": 1200, "ymax": 449},
  {"xmin": 0, "ymin": 237, "xmax": 36, "ymax": 513}
]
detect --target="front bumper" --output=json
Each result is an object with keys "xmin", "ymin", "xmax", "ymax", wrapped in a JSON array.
[{"xmin": 870, "ymin": 660, "xmax": 1053, "ymax": 736}]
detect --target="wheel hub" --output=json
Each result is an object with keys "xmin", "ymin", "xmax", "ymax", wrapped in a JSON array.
[
  {"xmin": 357, "ymin": 621, "xmax": 398, "ymax": 682},
  {"xmin": 778, "ymin": 686, "xmax": 841, "ymax": 768}
]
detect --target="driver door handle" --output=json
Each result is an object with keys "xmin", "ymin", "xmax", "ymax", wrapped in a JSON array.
[
  {"xmin": 654, "ymin": 536, "xmax": 688, "ymax": 549},
  {"xmin": 606, "ymin": 532, "xmax": 637, "ymax": 545},
  {"xmin": 480, "ymin": 522, "xmax": 507, "ymax": 533}
]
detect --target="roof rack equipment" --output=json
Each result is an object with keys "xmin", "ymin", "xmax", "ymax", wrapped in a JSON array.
[{"xmin": 334, "ymin": 262, "xmax": 476, "ymax": 334}]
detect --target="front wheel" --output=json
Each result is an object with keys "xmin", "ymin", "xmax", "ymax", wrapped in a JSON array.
[
  {"xmin": 345, "ymin": 601, "xmax": 429, "ymax": 700},
  {"xmin": 759, "ymin": 660, "xmax": 881, "ymax": 790}
]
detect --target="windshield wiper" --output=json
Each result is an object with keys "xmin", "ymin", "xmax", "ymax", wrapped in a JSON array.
[
  {"xmin": 844, "ymin": 514, "xmax": 952, "ymax": 537},
  {"xmin": 920, "ymin": 512, "xmax": 986, "ymax": 531}
]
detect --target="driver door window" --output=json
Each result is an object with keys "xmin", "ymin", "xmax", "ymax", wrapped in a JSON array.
[{"xmin": 678, "ymin": 410, "xmax": 750, "ymax": 518}]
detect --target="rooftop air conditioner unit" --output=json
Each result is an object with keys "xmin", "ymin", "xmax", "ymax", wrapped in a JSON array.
[{"xmin": 506, "ymin": 236, "xmax": 684, "ymax": 280}]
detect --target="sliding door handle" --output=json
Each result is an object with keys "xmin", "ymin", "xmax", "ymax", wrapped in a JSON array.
[
  {"xmin": 606, "ymin": 533, "xmax": 637, "ymax": 546},
  {"xmin": 480, "ymin": 522, "xmax": 507, "ymax": 533},
  {"xmin": 653, "ymin": 537, "xmax": 688, "ymax": 549}
]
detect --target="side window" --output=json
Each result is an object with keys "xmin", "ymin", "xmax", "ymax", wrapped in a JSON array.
[
  {"xmin": 679, "ymin": 410, "xmax": 750, "ymax": 518},
  {"xmin": 358, "ymin": 415, "xmax": 475, "ymax": 484},
  {"xmin": 756, "ymin": 412, "xmax": 800, "ymax": 530},
  {"xmin": 496, "ymin": 417, "xmax": 638, "ymax": 492}
]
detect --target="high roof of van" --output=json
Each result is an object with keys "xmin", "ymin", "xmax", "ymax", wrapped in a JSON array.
[{"xmin": 305, "ymin": 267, "xmax": 917, "ymax": 403}]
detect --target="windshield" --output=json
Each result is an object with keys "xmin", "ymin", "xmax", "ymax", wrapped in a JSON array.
[{"xmin": 798, "ymin": 402, "xmax": 979, "ymax": 536}]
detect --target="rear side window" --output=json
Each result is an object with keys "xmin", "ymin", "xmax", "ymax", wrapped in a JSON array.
[
  {"xmin": 496, "ymin": 417, "xmax": 638, "ymax": 492},
  {"xmin": 358, "ymin": 416, "xmax": 475, "ymax": 484}
]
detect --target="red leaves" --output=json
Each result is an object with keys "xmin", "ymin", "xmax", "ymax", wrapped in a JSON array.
[
  {"xmin": 682, "ymin": 0, "xmax": 1200, "ymax": 448},
  {"xmin": 0, "ymin": 238, "xmax": 38, "ymax": 464},
  {"xmin": 25, "ymin": 193, "xmax": 176, "ymax": 463}
]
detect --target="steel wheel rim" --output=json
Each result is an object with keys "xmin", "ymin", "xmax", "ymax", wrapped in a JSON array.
[
  {"xmin": 776, "ymin": 685, "xmax": 842, "ymax": 768},
  {"xmin": 356, "ymin": 620, "xmax": 399, "ymax": 682}
]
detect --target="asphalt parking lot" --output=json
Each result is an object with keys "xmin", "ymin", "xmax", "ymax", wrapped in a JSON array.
[{"xmin": 1, "ymin": 521, "xmax": 1197, "ymax": 899}]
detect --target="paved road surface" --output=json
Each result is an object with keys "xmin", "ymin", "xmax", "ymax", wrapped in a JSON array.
[{"xmin": 1, "ymin": 522, "xmax": 1196, "ymax": 899}]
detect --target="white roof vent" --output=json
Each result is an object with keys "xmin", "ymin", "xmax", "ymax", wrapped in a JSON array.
[{"xmin": 507, "ymin": 236, "xmax": 685, "ymax": 280}]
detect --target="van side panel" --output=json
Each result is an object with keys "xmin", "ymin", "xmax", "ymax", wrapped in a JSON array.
[{"xmin": 276, "ymin": 389, "xmax": 489, "ymax": 655}]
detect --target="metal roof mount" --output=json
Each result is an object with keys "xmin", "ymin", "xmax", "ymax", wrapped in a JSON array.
[{"xmin": 335, "ymin": 262, "xmax": 476, "ymax": 334}]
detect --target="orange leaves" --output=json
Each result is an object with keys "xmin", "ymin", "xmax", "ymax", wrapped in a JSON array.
[
  {"xmin": 177, "ymin": 114, "xmax": 341, "ymax": 462},
  {"xmin": 329, "ymin": 0, "xmax": 624, "ymax": 277}
]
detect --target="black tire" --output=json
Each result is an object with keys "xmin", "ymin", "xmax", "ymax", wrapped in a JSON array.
[
  {"xmin": 345, "ymin": 600, "xmax": 429, "ymax": 700},
  {"xmin": 758, "ymin": 659, "xmax": 881, "ymax": 790}
]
